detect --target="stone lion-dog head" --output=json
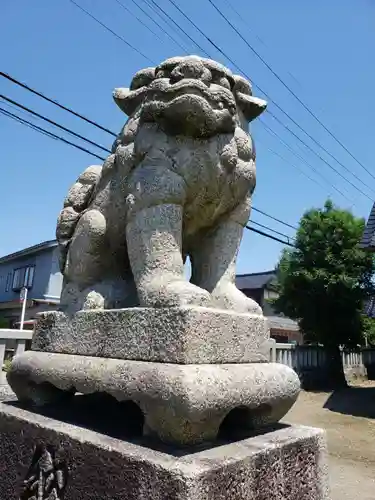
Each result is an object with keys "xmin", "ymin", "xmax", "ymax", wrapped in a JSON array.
[{"xmin": 112, "ymin": 55, "xmax": 267, "ymax": 141}]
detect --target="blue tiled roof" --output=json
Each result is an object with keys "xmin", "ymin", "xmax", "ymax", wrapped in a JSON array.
[
  {"xmin": 0, "ymin": 240, "xmax": 58, "ymax": 264},
  {"xmin": 361, "ymin": 202, "xmax": 375, "ymax": 250}
]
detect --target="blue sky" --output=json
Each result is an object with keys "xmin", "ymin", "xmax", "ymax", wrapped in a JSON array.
[{"xmin": 1, "ymin": 0, "xmax": 374, "ymax": 274}]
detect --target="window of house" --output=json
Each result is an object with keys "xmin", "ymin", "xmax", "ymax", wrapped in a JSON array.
[
  {"xmin": 12, "ymin": 266, "xmax": 35, "ymax": 291},
  {"xmin": 5, "ymin": 272, "xmax": 12, "ymax": 292}
]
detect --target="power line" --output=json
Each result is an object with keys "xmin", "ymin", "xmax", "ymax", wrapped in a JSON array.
[
  {"xmin": 221, "ymin": 0, "xmax": 306, "ymax": 93},
  {"xmin": 221, "ymin": 0, "xmax": 268, "ymax": 49},
  {"xmin": 0, "ymin": 108, "xmax": 59, "ymax": 140},
  {"xmin": 1, "ymin": 103, "xmax": 298, "ymax": 246},
  {"xmin": 0, "ymin": 108, "xmax": 296, "ymax": 248},
  {"xmin": 258, "ymin": 139, "xmax": 327, "ymax": 192},
  {"xmin": 1, "ymin": 68, "xmax": 299, "ymax": 234},
  {"xmin": 0, "ymin": 107, "xmax": 106, "ymax": 161},
  {"xmin": 207, "ymin": 0, "xmax": 375, "ymax": 183},
  {"xmin": 146, "ymin": 0, "xmax": 211, "ymax": 57},
  {"xmin": 112, "ymin": 0, "xmax": 165, "ymax": 44},
  {"xmin": 165, "ymin": 0, "xmax": 373, "ymax": 198},
  {"xmin": 0, "ymin": 72, "xmax": 117, "ymax": 137},
  {"xmin": 0, "ymin": 94, "xmax": 111, "ymax": 154},
  {"xmin": 267, "ymin": 113, "xmax": 372, "ymax": 201},
  {"xmin": 0, "ymin": 98, "xmax": 38, "ymax": 121},
  {"xmin": 5, "ymin": 63, "xmax": 363, "ymax": 202},
  {"xmin": 3, "ymin": 24, "xmax": 366, "ymax": 203},
  {"xmin": 251, "ymin": 220, "xmax": 295, "ymax": 243},
  {"xmin": 267, "ymin": 109, "xmax": 375, "ymax": 193},
  {"xmin": 252, "ymin": 207, "xmax": 298, "ymax": 230},
  {"xmin": 258, "ymin": 120, "xmax": 351, "ymax": 201},
  {"xmin": 129, "ymin": 0, "xmax": 190, "ymax": 54},
  {"xmin": 67, "ymin": 0, "xmax": 154, "ymax": 64},
  {"xmin": 245, "ymin": 225, "xmax": 295, "ymax": 247}
]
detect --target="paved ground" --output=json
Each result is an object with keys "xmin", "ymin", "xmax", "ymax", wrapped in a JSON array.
[
  {"xmin": 0, "ymin": 381, "xmax": 14, "ymax": 401},
  {"xmin": 283, "ymin": 381, "xmax": 375, "ymax": 500}
]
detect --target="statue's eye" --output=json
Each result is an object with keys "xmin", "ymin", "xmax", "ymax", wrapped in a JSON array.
[
  {"xmin": 155, "ymin": 69, "xmax": 171, "ymax": 79},
  {"xmin": 211, "ymin": 72, "xmax": 231, "ymax": 90},
  {"xmin": 130, "ymin": 70, "xmax": 155, "ymax": 90}
]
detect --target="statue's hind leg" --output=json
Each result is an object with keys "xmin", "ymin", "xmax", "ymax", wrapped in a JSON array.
[
  {"xmin": 190, "ymin": 198, "xmax": 262, "ymax": 315},
  {"xmin": 60, "ymin": 209, "xmax": 108, "ymax": 313}
]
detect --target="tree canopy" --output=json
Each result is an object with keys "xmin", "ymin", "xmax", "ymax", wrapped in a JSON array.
[{"xmin": 273, "ymin": 200, "xmax": 375, "ymax": 349}]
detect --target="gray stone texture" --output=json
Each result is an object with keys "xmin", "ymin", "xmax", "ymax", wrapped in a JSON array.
[
  {"xmin": 8, "ymin": 55, "xmax": 303, "ymax": 450},
  {"xmin": 32, "ymin": 307, "xmax": 270, "ymax": 363},
  {"xmin": 7, "ymin": 351, "xmax": 300, "ymax": 445},
  {"xmin": 55, "ymin": 55, "xmax": 267, "ymax": 314},
  {"xmin": 0, "ymin": 402, "xmax": 330, "ymax": 500}
]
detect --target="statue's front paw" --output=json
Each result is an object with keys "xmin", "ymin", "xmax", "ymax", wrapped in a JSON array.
[
  {"xmin": 211, "ymin": 284, "xmax": 262, "ymax": 315},
  {"xmin": 139, "ymin": 279, "xmax": 212, "ymax": 308}
]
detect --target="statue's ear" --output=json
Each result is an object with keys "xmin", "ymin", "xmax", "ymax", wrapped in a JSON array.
[
  {"xmin": 236, "ymin": 92, "xmax": 267, "ymax": 122},
  {"xmin": 113, "ymin": 87, "xmax": 148, "ymax": 116}
]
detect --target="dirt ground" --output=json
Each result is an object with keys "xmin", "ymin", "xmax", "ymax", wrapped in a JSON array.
[{"xmin": 283, "ymin": 380, "xmax": 375, "ymax": 500}]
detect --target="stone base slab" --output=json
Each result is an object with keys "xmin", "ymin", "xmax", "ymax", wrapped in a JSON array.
[
  {"xmin": 0, "ymin": 401, "xmax": 330, "ymax": 500},
  {"xmin": 8, "ymin": 351, "xmax": 300, "ymax": 445},
  {"xmin": 32, "ymin": 306, "xmax": 270, "ymax": 364}
]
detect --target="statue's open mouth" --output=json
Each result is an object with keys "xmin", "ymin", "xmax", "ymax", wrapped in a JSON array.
[
  {"xmin": 129, "ymin": 78, "xmax": 236, "ymax": 137},
  {"xmin": 148, "ymin": 78, "xmax": 237, "ymax": 113}
]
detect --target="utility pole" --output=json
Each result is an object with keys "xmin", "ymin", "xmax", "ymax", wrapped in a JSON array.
[{"xmin": 19, "ymin": 286, "xmax": 28, "ymax": 330}]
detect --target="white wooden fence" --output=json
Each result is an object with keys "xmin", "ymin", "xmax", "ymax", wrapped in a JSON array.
[
  {"xmin": 0, "ymin": 329, "xmax": 33, "ymax": 383},
  {"xmin": 269, "ymin": 339, "xmax": 375, "ymax": 376},
  {"xmin": 1, "ymin": 331, "xmax": 375, "ymax": 384}
]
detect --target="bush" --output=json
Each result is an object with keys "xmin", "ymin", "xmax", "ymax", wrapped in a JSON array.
[{"xmin": 2, "ymin": 359, "xmax": 12, "ymax": 373}]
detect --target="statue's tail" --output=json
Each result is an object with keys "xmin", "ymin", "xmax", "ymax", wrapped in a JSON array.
[{"xmin": 56, "ymin": 165, "xmax": 102, "ymax": 273}]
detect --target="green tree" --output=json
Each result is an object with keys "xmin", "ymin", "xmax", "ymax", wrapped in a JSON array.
[
  {"xmin": 273, "ymin": 200, "xmax": 375, "ymax": 388},
  {"xmin": 363, "ymin": 316, "xmax": 375, "ymax": 346}
]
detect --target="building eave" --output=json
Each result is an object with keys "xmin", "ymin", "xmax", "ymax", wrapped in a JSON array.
[
  {"xmin": 0, "ymin": 298, "xmax": 59, "ymax": 310},
  {"xmin": 267, "ymin": 316, "xmax": 300, "ymax": 332},
  {"xmin": 0, "ymin": 239, "xmax": 58, "ymax": 264},
  {"xmin": 235, "ymin": 270, "xmax": 276, "ymax": 290}
]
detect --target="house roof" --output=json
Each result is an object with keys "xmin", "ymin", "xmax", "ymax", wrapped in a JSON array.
[
  {"xmin": 361, "ymin": 202, "xmax": 375, "ymax": 251},
  {"xmin": 235, "ymin": 270, "xmax": 276, "ymax": 290},
  {"xmin": 0, "ymin": 239, "xmax": 58, "ymax": 264},
  {"xmin": 267, "ymin": 315, "xmax": 299, "ymax": 332}
]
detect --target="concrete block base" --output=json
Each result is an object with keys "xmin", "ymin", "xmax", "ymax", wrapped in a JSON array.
[
  {"xmin": 31, "ymin": 306, "xmax": 270, "ymax": 364},
  {"xmin": 0, "ymin": 400, "xmax": 330, "ymax": 500}
]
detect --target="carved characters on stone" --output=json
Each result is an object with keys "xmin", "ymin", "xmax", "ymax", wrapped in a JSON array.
[
  {"xmin": 20, "ymin": 444, "xmax": 68, "ymax": 500},
  {"xmin": 56, "ymin": 55, "xmax": 267, "ymax": 315}
]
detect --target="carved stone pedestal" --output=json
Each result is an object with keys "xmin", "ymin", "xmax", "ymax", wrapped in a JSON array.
[
  {"xmin": 0, "ymin": 401, "xmax": 330, "ymax": 500},
  {"xmin": 8, "ymin": 350, "xmax": 299, "ymax": 445},
  {"xmin": 8, "ymin": 307, "xmax": 300, "ymax": 445}
]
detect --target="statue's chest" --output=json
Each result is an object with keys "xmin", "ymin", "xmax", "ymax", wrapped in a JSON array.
[{"xmin": 182, "ymin": 157, "xmax": 255, "ymax": 235}]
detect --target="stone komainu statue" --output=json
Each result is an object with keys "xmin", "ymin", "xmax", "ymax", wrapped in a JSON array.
[{"xmin": 56, "ymin": 56, "xmax": 267, "ymax": 314}]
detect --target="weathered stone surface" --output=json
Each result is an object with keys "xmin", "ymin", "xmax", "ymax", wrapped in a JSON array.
[
  {"xmin": 56, "ymin": 55, "xmax": 267, "ymax": 314},
  {"xmin": 0, "ymin": 402, "xmax": 330, "ymax": 500},
  {"xmin": 9, "ymin": 56, "xmax": 304, "ymax": 454},
  {"xmin": 32, "ymin": 307, "xmax": 270, "ymax": 363},
  {"xmin": 7, "ymin": 351, "xmax": 300, "ymax": 445}
]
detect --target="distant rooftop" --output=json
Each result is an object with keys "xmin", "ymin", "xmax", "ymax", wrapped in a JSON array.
[
  {"xmin": 361, "ymin": 202, "xmax": 375, "ymax": 251},
  {"xmin": 267, "ymin": 316, "xmax": 299, "ymax": 331},
  {"xmin": 0, "ymin": 239, "xmax": 58, "ymax": 264},
  {"xmin": 235, "ymin": 270, "xmax": 276, "ymax": 290}
]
